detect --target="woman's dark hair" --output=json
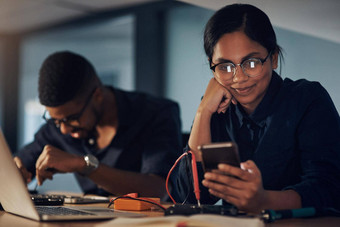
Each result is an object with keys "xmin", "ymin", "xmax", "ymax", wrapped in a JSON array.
[
  {"xmin": 38, "ymin": 51, "xmax": 101, "ymax": 107},
  {"xmin": 204, "ymin": 4, "xmax": 283, "ymax": 66}
]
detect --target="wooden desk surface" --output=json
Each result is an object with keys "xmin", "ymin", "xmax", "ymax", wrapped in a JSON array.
[{"xmin": 1, "ymin": 203, "xmax": 340, "ymax": 227}]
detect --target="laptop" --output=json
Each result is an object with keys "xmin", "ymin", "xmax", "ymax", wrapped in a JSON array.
[{"xmin": 0, "ymin": 128, "xmax": 143, "ymax": 221}]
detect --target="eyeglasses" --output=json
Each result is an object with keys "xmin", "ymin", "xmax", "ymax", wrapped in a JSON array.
[
  {"xmin": 210, "ymin": 52, "xmax": 271, "ymax": 81},
  {"xmin": 42, "ymin": 88, "xmax": 97, "ymax": 128}
]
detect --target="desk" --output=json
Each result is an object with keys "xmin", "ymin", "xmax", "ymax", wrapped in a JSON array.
[{"xmin": 1, "ymin": 203, "xmax": 340, "ymax": 227}]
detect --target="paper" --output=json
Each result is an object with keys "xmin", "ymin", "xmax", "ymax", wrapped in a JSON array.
[{"xmin": 98, "ymin": 214, "xmax": 264, "ymax": 227}]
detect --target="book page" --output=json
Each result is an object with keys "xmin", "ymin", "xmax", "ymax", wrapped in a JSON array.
[{"xmin": 98, "ymin": 214, "xmax": 264, "ymax": 227}]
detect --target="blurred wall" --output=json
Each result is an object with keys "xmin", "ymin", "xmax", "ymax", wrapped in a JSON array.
[{"xmin": 276, "ymin": 28, "xmax": 340, "ymax": 107}]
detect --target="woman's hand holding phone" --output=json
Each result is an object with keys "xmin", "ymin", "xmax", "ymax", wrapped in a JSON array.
[
  {"xmin": 199, "ymin": 142, "xmax": 266, "ymax": 213},
  {"xmin": 202, "ymin": 160, "xmax": 267, "ymax": 213}
]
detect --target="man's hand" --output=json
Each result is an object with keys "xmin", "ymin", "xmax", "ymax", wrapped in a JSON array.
[
  {"xmin": 35, "ymin": 145, "xmax": 85, "ymax": 186},
  {"xmin": 14, "ymin": 156, "xmax": 32, "ymax": 184},
  {"xmin": 202, "ymin": 160, "xmax": 267, "ymax": 213}
]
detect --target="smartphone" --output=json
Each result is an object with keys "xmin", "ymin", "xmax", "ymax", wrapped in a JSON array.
[{"xmin": 198, "ymin": 142, "xmax": 240, "ymax": 172}]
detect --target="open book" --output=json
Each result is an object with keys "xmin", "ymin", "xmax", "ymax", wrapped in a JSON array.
[{"xmin": 99, "ymin": 214, "xmax": 264, "ymax": 227}]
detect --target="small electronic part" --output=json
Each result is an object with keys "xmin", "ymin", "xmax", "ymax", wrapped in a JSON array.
[
  {"xmin": 113, "ymin": 197, "xmax": 161, "ymax": 211},
  {"xmin": 31, "ymin": 194, "xmax": 65, "ymax": 206},
  {"xmin": 64, "ymin": 196, "xmax": 110, "ymax": 204},
  {"xmin": 165, "ymin": 204, "xmax": 238, "ymax": 216}
]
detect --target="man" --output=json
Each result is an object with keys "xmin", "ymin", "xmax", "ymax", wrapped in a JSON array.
[{"xmin": 14, "ymin": 51, "xmax": 182, "ymax": 198}]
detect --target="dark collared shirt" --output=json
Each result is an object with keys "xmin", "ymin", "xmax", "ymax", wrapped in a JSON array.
[
  {"xmin": 16, "ymin": 87, "xmax": 182, "ymax": 195},
  {"xmin": 173, "ymin": 72, "xmax": 340, "ymax": 209}
]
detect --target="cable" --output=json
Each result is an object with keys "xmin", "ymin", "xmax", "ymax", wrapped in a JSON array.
[
  {"xmin": 166, "ymin": 152, "xmax": 188, "ymax": 204},
  {"xmin": 166, "ymin": 151, "xmax": 201, "ymax": 206}
]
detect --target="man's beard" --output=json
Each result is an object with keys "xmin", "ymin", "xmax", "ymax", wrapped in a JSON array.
[
  {"xmin": 67, "ymin": 107, "xmax": 101, "ymax": 140},
  {"xmin": 79, "ymin": 107, "xmax": 102, "ymax": 139}
]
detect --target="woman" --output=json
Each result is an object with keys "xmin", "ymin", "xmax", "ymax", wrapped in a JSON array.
[{"xmin": 173, "ymin": 4, "xmax": 340, "ymax": 213}]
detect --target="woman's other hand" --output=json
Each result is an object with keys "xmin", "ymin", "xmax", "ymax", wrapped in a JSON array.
[{"xmin": 199, "ymin": 78, "xmax": 236, "ymax": 115}]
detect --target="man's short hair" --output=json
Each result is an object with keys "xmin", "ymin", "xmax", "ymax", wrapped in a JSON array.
[{"xmin": 38, "ymin": 51, "xmax": 99, "ymax": 107}]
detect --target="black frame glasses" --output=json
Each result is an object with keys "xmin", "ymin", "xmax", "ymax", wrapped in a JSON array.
[
  {"xmin": 210, "ymin": 51, "xmax": 272, "ymax": 80},
  {"xmin": 42, "ymin": 88, "xmax": 97, "ymax": 128}
]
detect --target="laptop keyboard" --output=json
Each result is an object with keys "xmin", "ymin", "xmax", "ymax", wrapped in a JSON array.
[{"xmin": 36, "ymin": 206, "xmax": 95, "ymax": 216}]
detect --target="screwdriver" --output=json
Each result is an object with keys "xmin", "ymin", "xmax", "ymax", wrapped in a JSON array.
[{"xmin": 261, "ymin": 207, "xmax": 340, "ymax": 223}]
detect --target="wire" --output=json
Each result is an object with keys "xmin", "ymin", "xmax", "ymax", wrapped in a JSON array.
[
  {"xmin": 166, "ymin": 152, "xmax": 188, "ymax": 204},
  {"xmin": 107, "ymin": 196, "xmax": 166, "ymax": 211},
  {"xmin": 166, "ymin": 151, "xmax": 201, "ymax": 206}
]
